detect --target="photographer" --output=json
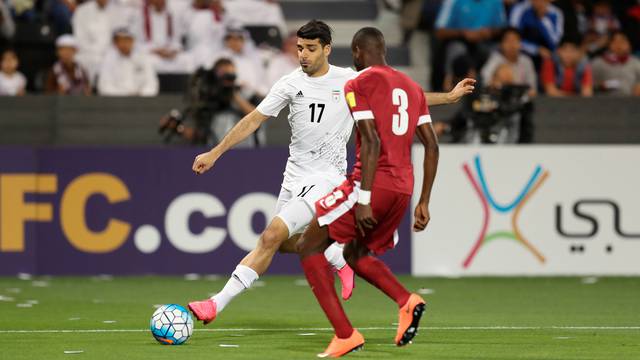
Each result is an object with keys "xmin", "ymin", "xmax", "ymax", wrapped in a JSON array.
[
  {"xmin": 462, "ymin": 64, "xmax": 531, "ymax": 144},
  {"xmin": 160, "ymin": 58, "xmax": 262, "ymax": 146},
  {"xmin": 446, "ymin": 59, "xmax": 531, "ymax": 144}
]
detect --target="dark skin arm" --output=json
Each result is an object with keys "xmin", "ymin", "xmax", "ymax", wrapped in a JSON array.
[
  {"xmin": 413, "ymin": 122, "xmax": 439, "ymax": 232},
  {"xmin": 354, "ymin": 118, "xmax": 380, "ymax": 236}
]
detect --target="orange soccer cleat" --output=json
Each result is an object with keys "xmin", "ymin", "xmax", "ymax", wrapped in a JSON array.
[
  {"xmin": 336, "ymin": 265, "xmax": 355, "ymax": 301},
  {"xmin": 317, "ymin": 329, "xmax": 365, "ymax": 358},
  {"xmin": 395, "ymin": 293, "xmax": 426, "ymax": 346},
  {"xmin": 187, "ymin": 299, "xmax": 217, "ymax": 325}
]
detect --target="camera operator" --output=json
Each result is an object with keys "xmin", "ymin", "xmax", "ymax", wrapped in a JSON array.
[
  {"xmin": 462, "ymin": 63, "xmax": 531, "ymax": 144},
  {"xmin": 444, "ymin": 59, "xmax": 531, "ymax": 144},
  {"xmin": 160, "ymin": 58, "xmax": 263, "ymax": 146}
]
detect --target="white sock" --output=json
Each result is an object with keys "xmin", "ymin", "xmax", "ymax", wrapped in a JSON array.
[
  {"xmin": 324, "ymin": 243, "xmax": 347, "ymax": 270},
  {"xmin": 211, "ymin": 265, "xmax": 259, "ymax": 313}
]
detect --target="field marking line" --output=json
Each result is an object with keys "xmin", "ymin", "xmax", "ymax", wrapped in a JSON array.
[{"xmin": 1, "ymin": 326, "xmax": 639, "ymax": 334}]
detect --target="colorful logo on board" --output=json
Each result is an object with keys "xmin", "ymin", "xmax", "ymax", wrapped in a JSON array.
[{"xmin": 462, "ymin": 155, "xmax": 549, "ymax": 268}]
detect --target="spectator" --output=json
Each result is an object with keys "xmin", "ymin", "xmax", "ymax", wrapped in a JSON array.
[
  {"xmin": 45, "ymin": 35, "xmax": 91, "ymax": 95},
  {"xmin": 481, "ymin": 27, "xmax": 538, "ymax": 96},
  {"xmin": 541, "ymin": 37, "xmax": 593, "ymax": 97},
  {"xmin": 215, "ymin": 26, "xmax": 264, "ymax": 96},
  {"xmin": 179, "ymin": 0, "xmax": 231, "ymax": 69},
  {"xmin": 72, "ymin": 0, "xmax": 129, "ymax": 83},
  {"xmin": 583, "ymin": 0, "xmax": 621, "ymax": 56},
  {"xmin": 0, "ymin": 0, "xmax": 15, "ymax": 46},
  {"xmin": 98, "ymin": 28, "xmax": 159, "ymax": 96},
  {"xmin": 0, "ymin": 49, "xmax": 26, "ymax": 96},
  {"xmin": 265, "ymin": 31, "xmax": 297, "ymax": 89},
  {"xmin": 510, "ymin": 0, "xmax": 564, "ymax": 62},
  {"xmin": 133, "ymin": 0, "xmax": 194, "ymax": 73},
  {"xmin": 435, "ymin": 0, "xmax": 507, "ymax": 89},
  {"xmin": 554, "ymin": 0, "xmax": 588, "ymax": 45},
  {"xmin": 592, "ymin": 31, "xmax": 640, "ymax": 96},
  {"xmin": 47, "ymin": 0, "xmax": 77, "ymax": 35},
  {"xmin": 9, "ymin": 0, "xmax": 37, "ymax": 21}
]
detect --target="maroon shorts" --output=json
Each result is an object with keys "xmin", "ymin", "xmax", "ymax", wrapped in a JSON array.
[{"xmin": 315, "ymin": 178, "xmax": 410, "ymax": 255}]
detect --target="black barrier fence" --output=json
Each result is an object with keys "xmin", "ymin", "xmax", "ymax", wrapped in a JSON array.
[{"xmin": 0, "ymin": 96, "xmax": 638, "ymax": 145}]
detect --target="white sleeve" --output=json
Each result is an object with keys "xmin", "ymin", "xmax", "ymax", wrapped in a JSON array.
[{"xmin": 256, "ymin": 76, "xmax": 290, "ymax": 117}]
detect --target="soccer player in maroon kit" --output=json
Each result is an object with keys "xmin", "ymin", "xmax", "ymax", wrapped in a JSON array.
[{"xmin": 296, "ymin": 27, "xmax": 440, "ymax": 358}]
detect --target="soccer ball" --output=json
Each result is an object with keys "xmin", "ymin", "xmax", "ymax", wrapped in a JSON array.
[{"xmin": 150, "ymin": 304, "xmax": 194, "ymax": 345}]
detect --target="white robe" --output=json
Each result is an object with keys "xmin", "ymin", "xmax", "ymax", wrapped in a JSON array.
[
  {"xmin": 178, "ymin": 6, "xmax": 230, "ymax": 69},
  {"xmin": 72, "ymin": 0, "xmax": 129, "ymax": 82},
  {"xmin": 97, "ymin": 48, "xmax": 159, "ymax": 96},
  {"xmin": 132, "ymin": 6, "xmax": 194, "ymax": 73}
]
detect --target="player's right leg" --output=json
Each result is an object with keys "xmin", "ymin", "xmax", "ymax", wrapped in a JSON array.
[
  {"xmin": 188, "ymin": 216, "xmax": 290, "ymax": 324},
  {"xmin": 189, "ymin": 180, "xmax": 353, "ymax": 324},
  {"xmin": 297, "ymin": 219, "xmax": 364, "ymax": 358}
]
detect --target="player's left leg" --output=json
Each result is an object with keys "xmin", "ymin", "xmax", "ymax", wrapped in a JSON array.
[
  {"xmin": 344, "ymin": 188, "xmax": 426, "ymax": 346},
  {"xmin": 297, "ymin": 219, "xmax": 364, "ymax": 357}
]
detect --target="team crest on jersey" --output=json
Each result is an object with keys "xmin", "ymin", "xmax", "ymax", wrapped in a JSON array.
[{"xmin": 332, "ymin": 90, "xmax": 341, "ymax": 103}]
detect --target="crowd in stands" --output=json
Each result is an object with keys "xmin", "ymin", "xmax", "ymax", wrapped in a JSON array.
[
  {"xmin": 0, "ymin": 0, "xmax": 639, "ymax": 98},
  {"xmin": 429, "ymin": 0, "xmax": 640, "ymax": 96},
  {"xmin": 0, "ymin": 0, "xmax": 290, "ymax": 96}
]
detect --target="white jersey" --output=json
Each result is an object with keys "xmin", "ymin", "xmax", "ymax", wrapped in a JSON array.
[{"xmin": 257, "ymin": 65, "xmax": 357, "ymax": 191}]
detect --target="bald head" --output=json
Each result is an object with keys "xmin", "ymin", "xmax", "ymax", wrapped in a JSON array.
[{"xmin": 351, "ymin": 27, "xmax": 386, "ymax": 71}]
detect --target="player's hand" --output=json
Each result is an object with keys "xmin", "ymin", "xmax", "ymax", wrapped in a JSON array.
[
  {"xmin": 448, "ymin": 78, "xmax": 476, "ymax": 103},
  {"xmin": 192, "ymin": 151, "xmax": 218, "ymax": 175},
  {"xmin": 413, "ymin": 202, "xmax": 430, "ymax": 232},
  {"xmin": 355, "ymin": 204, "xmax": 377, "ymax": 237}
]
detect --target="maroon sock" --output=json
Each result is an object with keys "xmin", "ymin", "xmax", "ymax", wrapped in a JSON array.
[
  {"xmin": 301, "ymin": 253, "xmax": 353, "ymax": 338},
  {"xmin": 352, "ymin": 256, "xmax": 411, "ymax": 307}
]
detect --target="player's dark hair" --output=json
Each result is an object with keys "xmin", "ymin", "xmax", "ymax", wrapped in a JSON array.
[
  {"xmin": 352, "ymin": 27, "xmax": 386, "ymax": 54},
  {"xmin": 297, "ymin": 20, "xmax": 333, "ymax": 47}
]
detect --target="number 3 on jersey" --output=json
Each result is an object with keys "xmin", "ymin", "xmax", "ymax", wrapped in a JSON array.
[{"xmin": 391, "ymin": 88, "xmax": 408, "ymax": 135}]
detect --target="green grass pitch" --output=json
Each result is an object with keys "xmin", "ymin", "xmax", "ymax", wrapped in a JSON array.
[{"xmin": 0, "ymin": 275, "xmax": 639, "ymax": 359}]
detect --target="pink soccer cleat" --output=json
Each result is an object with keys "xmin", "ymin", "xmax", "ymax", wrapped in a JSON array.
[
  {"xmin": 188, "ymin": 299, "xmax": 217, "ymax": 325},
  {"xmin": 336, "ymin": 265, "xmax": 355, "ymax": 301}
]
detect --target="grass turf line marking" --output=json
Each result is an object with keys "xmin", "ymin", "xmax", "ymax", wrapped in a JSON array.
[{"xmin": 1, "ymin": 326, "xmax": 639, "ymax": 334}]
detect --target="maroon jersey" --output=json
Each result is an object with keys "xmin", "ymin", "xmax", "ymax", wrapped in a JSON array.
[{"xmin": 344, "ymin": 65, "xmax": 431, "ymax": 195}]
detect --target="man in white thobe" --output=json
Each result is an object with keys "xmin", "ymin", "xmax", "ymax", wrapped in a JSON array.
[
  {"xmin": 132, "ymin": 0, "xmax": 194, "ymax": 73},
  {"xmin": 98, "ymin": 28, "xmax": 159, "ymax": 96},
  {"xmin": 72, "ymin": 0, "xmax": 129, "ymax": 82}
]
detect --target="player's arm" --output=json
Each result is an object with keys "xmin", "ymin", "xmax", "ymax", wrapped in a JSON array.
[
  {"xmin": 413, "ymin": 122, "xmax": 439, "ymax": 232},
  {"xmin": 192, "ymin": 109, "xmax": 269, "ymax": 174},
  {"xmin": 355, "ymin": 118, "xmax": 380, "ymax": 236},
  {"xmin": 424, "ymin": 78, "xmax": 476, "ymax": 106}
]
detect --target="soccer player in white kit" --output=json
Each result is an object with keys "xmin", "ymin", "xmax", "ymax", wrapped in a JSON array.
[{"xmin": 188, "ymin": 20, "xmax": 475, "ymax": 325}]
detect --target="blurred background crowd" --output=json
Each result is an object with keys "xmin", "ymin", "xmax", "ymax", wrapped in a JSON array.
[{"xmin": 0, "ymin": 0, "xmax": 638, "ymax": 144}]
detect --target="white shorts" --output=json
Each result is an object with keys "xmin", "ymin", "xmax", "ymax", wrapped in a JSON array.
[{"xmin": 275, "ymin": 173, "xmax": 345, "ymax": 236}]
